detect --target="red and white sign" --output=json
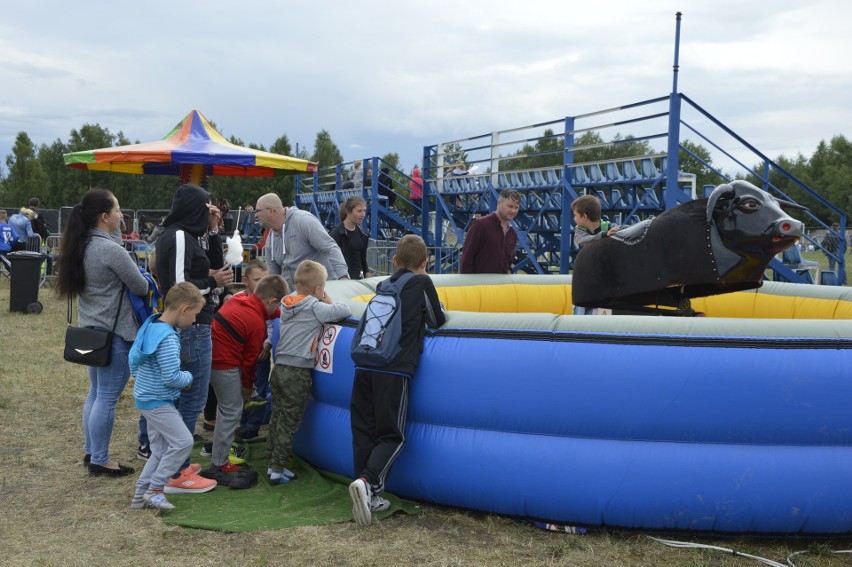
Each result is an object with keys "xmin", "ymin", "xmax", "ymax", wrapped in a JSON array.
[{"xmin": 314, "ymin": 324, "xmax": 342, "ymax": 374}]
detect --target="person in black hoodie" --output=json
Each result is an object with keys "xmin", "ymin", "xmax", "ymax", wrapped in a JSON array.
[
  {"xmin": 139, "ymin": 184, "xmax": 233, "ymax": 493},
  {"xmin": 329, "ymin": 196, "xmax": 373, "ymax": 279},
  {"xmin": 348, "ymin": 235, "xmax": 445, "ymax": 527}
]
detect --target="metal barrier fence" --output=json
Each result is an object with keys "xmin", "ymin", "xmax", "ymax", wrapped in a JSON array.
[{"xmin": 367, "ymin": 244, "xmax": 462, "ymax": 276}]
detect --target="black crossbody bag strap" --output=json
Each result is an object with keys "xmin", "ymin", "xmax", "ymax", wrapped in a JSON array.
[
  {"xmin": 67, "ymin": 285, "xmax": 124, "ymax": 331},
  {"xmin": 213, "ymin": 311, "xmax": 246, "ymax": 344}
]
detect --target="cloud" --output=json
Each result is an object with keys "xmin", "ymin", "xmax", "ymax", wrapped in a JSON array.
[{"xmin": 1, "ymin": 0, "xmax": 851, "ymax": 177}]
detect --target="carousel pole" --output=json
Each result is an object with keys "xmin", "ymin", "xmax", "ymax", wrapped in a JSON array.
[{"xmin": 180, "ymin": 163, "xmax": 208, "ymax": 188}]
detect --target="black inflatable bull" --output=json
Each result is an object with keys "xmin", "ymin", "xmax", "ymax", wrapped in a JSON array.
[{"xmin": 571, "ymin": 180, "xmax": 804, "ymax": 310}]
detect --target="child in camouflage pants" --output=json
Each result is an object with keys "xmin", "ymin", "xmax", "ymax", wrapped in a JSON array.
[{"xmin": 267, "ymin": 260, "xmax": 350, "ymax": 483}]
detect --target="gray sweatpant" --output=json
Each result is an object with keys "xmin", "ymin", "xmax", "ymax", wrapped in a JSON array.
[
  {"xmin": 209, "ymin": 367, "xmax": 243, "ymax": 467},
  {"xmin": 136, "ymin": 403, "xmax": 194, "ymax": 493}
]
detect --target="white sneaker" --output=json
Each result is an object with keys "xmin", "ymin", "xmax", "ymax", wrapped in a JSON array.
[
  {"xmin": 145, "ymin": 492, "xmax": 176, "ymax": 510},
  {"xmin": 370, "ymin": 494, "xmax": 391, "ymax": 513},
  {"xmin": 349, "ymin": 478, "xmax": 372, "ymax": 527},
  {"xmin": 267, "ymin": 467, "xmax": 297, "ymax": 480}
]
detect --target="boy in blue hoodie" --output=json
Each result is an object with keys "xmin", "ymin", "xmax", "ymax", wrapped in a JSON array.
[{"xmin": 130, "ymin": 282, "xmax": 214, "ymax": 510}]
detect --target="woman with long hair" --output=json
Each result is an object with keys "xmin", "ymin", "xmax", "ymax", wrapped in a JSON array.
[
  {"xmin": 57, "ymin": 189, "xmax": 149, "ymax": 477},
  {"xmin": 329, "ymin": 196, "xmax": 372, "ymax": 279}
]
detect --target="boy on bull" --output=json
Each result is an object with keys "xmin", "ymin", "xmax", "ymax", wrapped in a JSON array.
[
  {"xmin": 571, "ymin": 195, "xmax": 620, "ymax": 247},
  {"xmin": 571, "ymin": 195, "xmax": 621, "ymax": 315}
]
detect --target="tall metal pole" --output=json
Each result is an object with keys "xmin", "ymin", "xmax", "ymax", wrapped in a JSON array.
[
  {"xmin": 665, "ymin": 11, "xmax": 685, "ymax": 209},
  {"xmin": 672, "ymin": 11, "xmax": 682, "ymax": 94}
]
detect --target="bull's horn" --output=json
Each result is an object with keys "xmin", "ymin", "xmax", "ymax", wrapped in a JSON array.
[
  {"xmin": 775, "ymin": 198, "xmax": 809, "ymax": 212},
  {"xmin": 706, "ymin": 184, "xmax": 735, "ymax": 223}
]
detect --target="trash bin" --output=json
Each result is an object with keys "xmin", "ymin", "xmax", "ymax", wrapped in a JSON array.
[{"xmin": 9, "ymin": 251, "xmax": 44, "ymax": 314}]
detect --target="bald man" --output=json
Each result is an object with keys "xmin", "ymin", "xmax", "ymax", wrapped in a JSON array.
[{"xmin": 255, "ymin": 193, "xmax": 349, "ymax": 289}]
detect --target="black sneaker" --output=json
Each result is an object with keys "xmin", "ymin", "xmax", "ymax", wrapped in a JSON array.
[
  {"xmin": 89, "ymin": 463, "xmax": 135, "ymax": 477},
  {"xmin": 137, "ymin": 444, "xmax": 151, "ymax": 460},
  {"xmin": 200, "ymin": 443, "xmax": 213, "ymax": 457},
  {"xmin": 234, "ymin": 427, "xmax": 259, "ymax": 441}
]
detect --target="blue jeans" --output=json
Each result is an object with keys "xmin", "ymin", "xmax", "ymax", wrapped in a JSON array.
[
  {"xmin": 83, "ymin": 335, "xmax": 132, "ymax": 466},
  {"xmin": 175, "ymin": 324, "xmax": 212, "ymax": 468}
]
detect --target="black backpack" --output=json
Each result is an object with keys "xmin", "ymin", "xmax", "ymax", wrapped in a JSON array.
[{"xmin": 351, "ymin": 272, "xmax": 417, "ymax": 368}]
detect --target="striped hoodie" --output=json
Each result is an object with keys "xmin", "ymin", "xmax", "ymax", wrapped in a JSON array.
[{"xmin": 131, "ymin": 314, "xmax": 193, "ymax": 410}]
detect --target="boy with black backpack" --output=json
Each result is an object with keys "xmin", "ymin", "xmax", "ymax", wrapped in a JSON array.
[{"xmin": 349, "ymin": 235, "xmax": 446, "ymax": 527}]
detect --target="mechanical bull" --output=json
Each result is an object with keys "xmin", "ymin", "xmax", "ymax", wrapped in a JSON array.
[{"xmin": 571, "ymin": 180, "xmax": 804, "ymax": 311}]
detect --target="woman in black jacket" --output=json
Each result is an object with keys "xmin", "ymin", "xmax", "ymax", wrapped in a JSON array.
[{"xmin": 329, "ymin": 197, "xmax": 372, "ymax": 280}]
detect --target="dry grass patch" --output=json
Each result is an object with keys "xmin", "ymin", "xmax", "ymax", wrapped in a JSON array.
[{"xmin": 0, "ymin": 279, "xmax": 850, "ymax": 566}]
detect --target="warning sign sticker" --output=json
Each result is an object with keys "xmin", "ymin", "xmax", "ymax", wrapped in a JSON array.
[{"xmin": 314, "ymin": 324, "xmax": 342, "ymax": 374}]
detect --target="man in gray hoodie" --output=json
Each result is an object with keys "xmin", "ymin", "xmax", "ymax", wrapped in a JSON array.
[{"xmin": 255, "ymin": 193, "xmax": 349, "ymax": 289}]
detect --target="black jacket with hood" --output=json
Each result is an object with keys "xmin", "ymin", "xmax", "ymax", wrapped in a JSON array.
[{"xmin": 155, "ymin": 184, "xmax": 224, "ymax": 326}]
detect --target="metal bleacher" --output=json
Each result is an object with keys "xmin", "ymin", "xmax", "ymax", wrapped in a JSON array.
[{"xmin": 290, "ymin": 93, "xmax": 847, "ymax": 281}]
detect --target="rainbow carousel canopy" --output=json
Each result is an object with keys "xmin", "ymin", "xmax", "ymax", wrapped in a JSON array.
[{"xmin": 63, "ymin": 109, "xmax": 317, "ymax": 178}]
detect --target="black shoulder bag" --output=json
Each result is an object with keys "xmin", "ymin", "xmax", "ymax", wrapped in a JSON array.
[{"xmin": 64, "ymin": 287, "xmax": 124, "ymax": 367}]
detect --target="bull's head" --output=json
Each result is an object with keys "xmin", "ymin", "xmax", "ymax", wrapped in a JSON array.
[
  {"xmin": 707, "ymin": 181, "xmax": 804, "ymax": 254},
  {"xmin": 706, "ymin": 181, "xmax": 804, "ymax": 279}
]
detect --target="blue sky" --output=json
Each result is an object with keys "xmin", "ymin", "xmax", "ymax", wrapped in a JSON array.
[{"xmin": 2, "ymin": 0, "xmax": 850, "ymax": 177}]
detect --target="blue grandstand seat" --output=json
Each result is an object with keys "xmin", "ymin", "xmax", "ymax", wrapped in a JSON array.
[
  {"xmin": 605, "ymin": 162, "xmax": 623, "ymax": 183},
  {"xmin": 618, "ymin": 188, "xmax": 636, "ymax": 209},
  {"xmin": 507, "ymin": 172, "xmax": 522, "ymax": 188},
  {"xmin": 640, "ymin": 157, "xmax": 659, "ymax": 179},
  {"xmin": 571, "ymin": 165, "xmax": 589, "ymax": 187},
  {"xmin": 622, "ymin": 160, "xmax": 641, "ymax": 181},
  {"xmin": 609, "ymin": 189, "xmax": 625, "ymax": 209},
  {"xmin": 544, "ymin": 168, "xmax": 561, "ymax": 185},
  {"xmin": 820, "ymin": 270, "xmax": 839, "ymax": 286},
  {"xmin": 702, "ymin": 185, "xmax": 716, "ymax": 198},
  {"xmin": 532, "ymin": 170, "xmax": 547, "ymax": 186},
  {"xmin": 780, "ymin": 246, "xmax": 819, "ymax": 284},
  {"xmin": 660, "ymin": 156, "xmax": 668, "ymax": 172},
  {"xmin": 519, "ymin": 171, "xmax": 534, "ymax": 188},
  {"xmin": 782, "ymin": 245, "xmax": 819, "ymax": 269},
  {"xmin": 496, "ymin": 173, "xmax": 511, "ymax": 188},
  {"xmin": 589, "ymin": 163, "xmax": 605, "ymax": 185}
]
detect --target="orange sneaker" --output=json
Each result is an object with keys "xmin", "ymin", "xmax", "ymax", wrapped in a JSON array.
[
  {"xmin": 182, "ymin": 463, "xmax": 202, "ymax": 474},
  {"xmin": 164, "ymin": 472, "xmax": 217, "ymax": 494}
]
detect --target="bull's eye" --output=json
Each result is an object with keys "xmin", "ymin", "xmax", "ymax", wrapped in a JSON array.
[{"xmin": 736, "ymin": 198, "xmax": 761, "ymax": 213}]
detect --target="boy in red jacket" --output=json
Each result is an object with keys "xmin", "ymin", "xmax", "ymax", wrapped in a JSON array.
[{"xmin": 201, "ymin": 274, "xmax": 288, "ymax": 486}]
